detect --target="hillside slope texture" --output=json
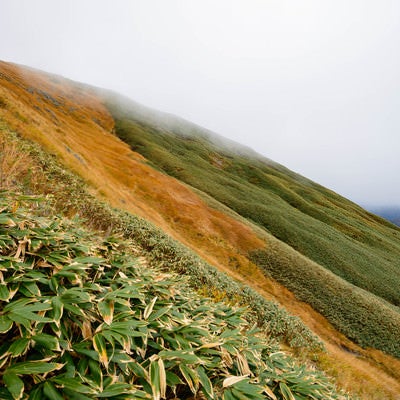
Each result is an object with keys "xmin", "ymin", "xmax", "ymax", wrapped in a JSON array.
[
  {"xmin": 1, "ymin": 60, "xmax": 400, "ymax": 399},
  {"xmin": 105, "ymin": 92, "xmax": 400, "ymax": 356}
]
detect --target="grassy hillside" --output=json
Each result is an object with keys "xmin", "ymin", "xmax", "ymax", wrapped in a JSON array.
[
  {"xmin": 2, "ymin": 60, "xmax": 400, "ymax": 398},
  {"xmin": 108, "ymin": 102, "xmax": 400, "ymax": 306},
  {"xmin": 106, "ymin": 97, "xmax": 400, "ymax": 359}
]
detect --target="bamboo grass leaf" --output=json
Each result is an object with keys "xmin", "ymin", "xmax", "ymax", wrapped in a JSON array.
[
  {"xmin": 197, "ymin": 366, "xmax": 214, "ymax": 399},
  {"xmin": 3, "ymin": 372, "xmax": 24, "ymax": 400},
  {"xmin": 179, "ymin": 364, "xmax": 199, "ymax": 395},
  {"xmin": 0, "ymin": 315, "xmax": 13, "ymax": 333},
  {"xmin": 96, "ymin": 383, "xmax": 136, "ymax": 397},
  {"xmin": 32, "ymin": 333, "xmax": 61, "ymax": 352},
  {"xmin": 51, "ymin": 296, "xmax": 64, "ymax": 324},
  {"xmin": 263, "ymin": 385, "xmax": 278, "ymax": 400},
  {"xmin": 223, "ymin": 375, "xmax": 249, "ymax": 388},
  {"xmin": 43, "ymin": 382, "xmax": 64, "ymax": 400},
  {"xmin": 51, "ymin": 376, "xmax": 95, "ymax": 394},
  {"xmin": 7, "ymin": 361, "xmax": 64, "ymax": 375},
  {"xmin": 98, "ymin": 299, "xmax": 114, "ymax": 325},
  {"xmin": 143, "ymin": 296, "xmax": 157, "ymax": 320},
  {"xmin": 88, "ymin": 359, "xmax": 103, "ymax": 389},
  {"xmin": 93, "ymin": 334, "xmax": 108, "ymax": 368},
  {"xmin": 7, "ymin": 338, "xmax": 30, "ymax": 358},
  {"xmin": 149, "ymin": 358, "xmax": 161, "ymax": 400},
  {"xmin": 0, "ymin": 283, "xmax": 10, "ymax": 301},
  {"xmin": 279, "ymin": 382, "xmax": 296, "ymax": 400}
]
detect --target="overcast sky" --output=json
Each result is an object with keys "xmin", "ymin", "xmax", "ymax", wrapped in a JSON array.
[{"xmin": 1, "ymin": 0, "xmax": 399, "ymax": 206}]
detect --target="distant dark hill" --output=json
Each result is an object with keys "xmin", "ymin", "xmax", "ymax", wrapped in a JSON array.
[{"xmin": 369, "ymin": 206, "xmax": 400, "ymax": 227}]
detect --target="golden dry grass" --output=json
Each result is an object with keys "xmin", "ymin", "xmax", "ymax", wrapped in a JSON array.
[{"xmin": 1, "ymin": 60, "xmax": 399, "ymax": 399}]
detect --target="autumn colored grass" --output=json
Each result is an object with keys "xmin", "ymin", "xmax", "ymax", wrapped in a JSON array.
[{"xmin": 2, "ymin": 60, "xmax": 400, "ymax": 398}]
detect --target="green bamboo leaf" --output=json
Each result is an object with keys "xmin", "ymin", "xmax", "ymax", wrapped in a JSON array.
[
  {"xmin": 279, "ymin": 382, "xmax": 296, "ymax": 400},
  {"xmin": 0, "ymin": 283, "xmax": 10, "ymax": 301},
  {"xmin": 222, "ymin": 389, "xmax": 236, "ymax": 400},
  {"xmin": 89, "ymin": 359, "xmax": 103, "ymax": 389},
  {"xmin": 19, "ymin": 282, "xmax": 41, "ymax": 297},
  {"xmin": 51, "ymin": 296, "xmax": 64, "ymax": 324},
  {"xmin": 57, "ymin": 388, "xmax": 94, "ymax": 400},
  {"xmin": 263, "ymin": 386, "xmax": 278, "ymax": 400},
  {"xmin": 0, "ymin": 315, "xmax": 13, "ymax": 333},
  {"xmin": 4, "ymin": 299, "xmax": 52, "ymax": 316},
  {"xmin": 179, "ymin": 364, "xmax": 199, "ymax": 395},
  {"xmin": 0, "ymin": 214, "xmax": 16, "ymax": 226},
  {"xmin": 143, "ymin": 296, "xmax": 157, "ymax": 320},
  {"xmin": 49, "ymin": 277, "xmax": 59, "ymax": 292},
  {"xmin": 7, "ymin": 314, "xmax": 31, "ymax": 330},
  {"xmin": 96, "ymin": 383, "xmax": 135, "ymax": 397},
  {"xmin": 52, "ymin": 376, "xmax": 95, "ymax": 394},
  {"xmin": 93, "ymin": 334, "xmax": 108, "ymax": 368},
  {"xmin": 28, "ymin": 386, "xmax": 44, "ymax": 400},
  {"xmin": 3, "ymin": 298, "xmax": 34, "ymax": 312},
  {"xmin": 60, "ymin": 288, "xmax": 91, "ymax": 304},
  {"xmin": 158, "ymin": 350, "xmax": 202, "ymax": 364},
  {"xmin": 73, "ymin": 256, "xmax": 105, "ymax": 264},
  {"xmin": 9, "ymin": 309, "xmax": 52, "ymax": 324},
  {"xmin": 165, "ymin": 370, "xmax": 182, "ymax": 386},
  {"xmin": 127, "ymin": 360, "xmax": 148, "ymax": 379},
  {"xmin": 197, "ymin": 366, "xmax": 214, "ymax": 399},
  {"xmin": 7, "ymin": 361, "xmax": 64, "ymax": 375},
  {"xmin": 148, "ymin": 305, "xmax": 172, "ymax": 321},
  {"xmin": 149, "ymin": 358, "xmax": 161, "ymax": 400},
  {"xmin": 3, "ymin": 372, "xmax": 24, "ymax": 400},
  {"xmin": 98, "ymin": 299, "xmax": 114, "ymax": 325},
  {"xmin": 63, "ymin": 303, "xmax": 85, "ymax": 317},
  {"xmin": 43, "ymin": 382, "xmax": 64, "ymax": 400},
  {"xmin": 8, "ymin": 338, "xmax": 30, "ymax": 357},
  {"xmin": 32, "ymin": 333, "xmax": 61, "ymax": 351}
]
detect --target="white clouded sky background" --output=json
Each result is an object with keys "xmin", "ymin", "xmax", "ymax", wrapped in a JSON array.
[{"xmin": 1, "ymin": 0, "xmax": 399, "ymax": 206}]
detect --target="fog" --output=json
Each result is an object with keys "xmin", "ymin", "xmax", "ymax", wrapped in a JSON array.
[{"xmin": 1, "ymin": 0, "xmax": 400, "ymax": 206}]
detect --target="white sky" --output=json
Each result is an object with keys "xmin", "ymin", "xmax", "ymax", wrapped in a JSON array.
[{"xmin": 1, "ymin": 0, "xmax": 399, "ymax": 206}]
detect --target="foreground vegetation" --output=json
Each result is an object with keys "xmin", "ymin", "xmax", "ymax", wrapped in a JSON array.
[
  {"xmin": 106, "ymin": 103, "xmax": 400, "ymax": 358},
  {"xmin": 0, "ymin": 193, "xmax": 346, "ymax": 399}
]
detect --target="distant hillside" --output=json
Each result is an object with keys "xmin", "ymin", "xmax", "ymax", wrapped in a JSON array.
[
  {"xmin": 105, "ymin": 94, "xmax": 400, "ymax": 347},
  {"xmin": 2, "ymin": 60, "xmax": 400, "ymax": 399}
]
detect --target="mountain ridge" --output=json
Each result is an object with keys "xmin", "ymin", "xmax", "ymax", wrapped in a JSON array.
[{"xmin": 1, "ymin": 60, "xmax": 400, "ymax": 398}]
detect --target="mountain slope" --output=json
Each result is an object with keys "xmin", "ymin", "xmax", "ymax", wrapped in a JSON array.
[
  {"xmin": 1, "ymin": 61, "xmax": 400, "ymax": 398},
  {"xmin": 105, "ymin": 93, "xmax": 400, "ymax": 355},
  {"xmin": 107, "ymin": 94, "xmax": 400, "ymax": 307}
]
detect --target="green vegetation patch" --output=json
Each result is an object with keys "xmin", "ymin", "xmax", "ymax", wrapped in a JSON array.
[
  {"xmin": 0, "ymin": 193, "xmax": 345, "ymax": 400},
  {"xmin": 249, "ymin": 248, "xmax": 400, "ymax": 357}
]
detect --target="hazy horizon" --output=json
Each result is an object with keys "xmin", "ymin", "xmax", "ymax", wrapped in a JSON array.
[{"xmin": 1, "ymin": 0, "xmax": 399, "ymax": 207}]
